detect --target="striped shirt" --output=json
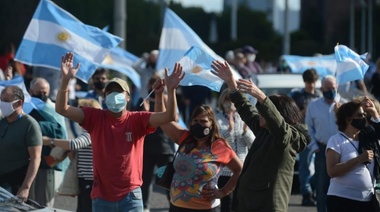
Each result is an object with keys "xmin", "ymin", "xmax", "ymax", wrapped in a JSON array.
[
  {"xmin": 69, "ymin": 131, "xmax": 93, "ymax": 180},
  {"xmin": 215, "ymin": 111, "xmax": 255, "ymax": 176}
]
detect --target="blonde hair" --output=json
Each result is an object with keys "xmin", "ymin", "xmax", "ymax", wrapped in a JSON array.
[
  {"xmin": 78, "ymin": 98, "xmax": 102, "ymax": 109},
  {"xmin": 217, "ymin": 88, "xmax": 231, "ymax": 112}
]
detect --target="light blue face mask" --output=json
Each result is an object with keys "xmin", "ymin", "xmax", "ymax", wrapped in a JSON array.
[{"xmin": 105, "ymin": 92, "xmax": 127, "ymax": 113}]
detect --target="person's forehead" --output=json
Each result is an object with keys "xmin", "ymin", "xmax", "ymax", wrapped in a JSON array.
[
  {"xmin": 193, "ymin": 113, "xmax": 209, "ymax": 120},
  {"xmin": 0, "ymin": 92, "xmax": 14, "ymax": 101},
  {"xmin": 34, "ymin": 82, "xmax": 49, "ymax": 90}
]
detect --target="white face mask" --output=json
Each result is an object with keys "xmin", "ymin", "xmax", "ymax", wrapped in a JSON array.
[
  {"xmin": 247, "ymin": 54, "xmax": 256, "ymax": 62},
  {"xmin": 0, "ymin": 100, "xmax": 19, "ymax": 117}
]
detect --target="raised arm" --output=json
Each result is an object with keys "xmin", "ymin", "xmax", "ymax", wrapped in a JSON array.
[
  {"xmin": 153, "ymin": 78, "xmax": 186, "ymax": 143},
  {"xmin": 148, "ymin": 63, "xmax": 184, "ymax": 128},
  {"xmin": 211, "ymin": 60, "xmax": 267, "ymax": 103},
  {"xmin": 55, "ymin": 52, "xmax": 84, "ymax": 124}
]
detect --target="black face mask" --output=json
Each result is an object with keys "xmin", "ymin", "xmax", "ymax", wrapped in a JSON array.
[
  {"xmin": 93, "ymin": 81, "xmax": 106, "ymax": 90},
  {"xmin": 190, "ymin": 123, "xmax": 210, "ymax": 139},
  {"xmin": 351, "ymin": 118, "xmax": 366, "ymax": 130},
  {"xmin": 32, "ymin": 94, "xmax": 48, "ymax": 102}
]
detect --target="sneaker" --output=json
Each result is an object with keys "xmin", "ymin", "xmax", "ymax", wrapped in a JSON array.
[
  {"xmin": 302, "ymin": 195, "xmax": 316, "ymax": 207},
  {"xmin": 144, "ymin": 208, "xmax": 150, "ymax": 212}
]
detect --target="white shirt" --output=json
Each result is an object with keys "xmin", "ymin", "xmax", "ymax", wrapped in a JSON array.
[{"xmin": 327, "ymin": 132, "xmax": 374, "ymax": 201}]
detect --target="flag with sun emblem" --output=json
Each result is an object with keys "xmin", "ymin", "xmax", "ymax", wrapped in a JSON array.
[
  {"xmin": 177, "ymin": 46, "xmax": 225, "ymax": 92},
  {"xmin": 15, "ymin": 0, "xmax": 122, "ymax": 82}
]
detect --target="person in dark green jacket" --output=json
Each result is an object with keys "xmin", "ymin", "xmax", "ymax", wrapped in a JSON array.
[{"xmin": 212, "ymin": 60, "xmax": 310, "ymax": 212}]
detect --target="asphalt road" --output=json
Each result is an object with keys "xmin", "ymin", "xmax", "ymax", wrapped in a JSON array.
[{"xmin": 53, "ymin": 185, "xmax": 317, "ymax": 212}]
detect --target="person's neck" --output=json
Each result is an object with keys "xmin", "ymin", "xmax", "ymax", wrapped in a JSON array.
[
  {"xmin": 96, "ymin": 89, "xmax": 104, "ymax": 97},
  {"xmin": 196, "ymin": 139, "xmax": 209, "ymax": 149},
  {"xmin": 324, "ymin": 97, "xmax": 334, "ymax": 105},
  {"xmin": 304, "ymin": 87, "xmax": 314, "ymax": 94},
  {"xmin": 343, "ymin": 127, "xmax": 360, "ymax": 140},
  {"xmin": 6, "ymin": 110, "xmax": 23, "ymax": 123},
  {"xmin": 108, "ymin": 109, "xmax": 127, "ymax": 118}
]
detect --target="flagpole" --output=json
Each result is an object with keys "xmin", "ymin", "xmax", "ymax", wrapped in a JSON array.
[
  {"xmin": 283, "ymin": 0, "xmax": 290, "ymax": 55},
  {"xmin": 360, "ymin": 0, "xmax": 366, "ymax": 54},
  {"xmin": 114, "ymin": 0, "xmax": 126, "ymax": 48},
  {"xmin": 231, "ymin": 0, "xmax": 237, "ymax": 41},
  {"xmin": 349, "ymin": 0, "xmax": 355, "ymax": 49},
  {"xmin": 367, "ymin": 0, "xmax": 373, "ymax": 55}
]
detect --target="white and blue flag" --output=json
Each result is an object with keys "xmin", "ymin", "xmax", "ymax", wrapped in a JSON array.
[
  {"xmin": 157, "ymin": 9, "xmax": 225, "ymax": 71},
  {"xmin": 100, "ymin": 47, "xmax": 141, "ymax": 89},
  {"xmin": 157, "ymin": 8, "xmax": 241, "ymax": 91},
  {"xmin": 0, "ymin": 76, "xmax": 44, "ymax": 114},
  {"xmin": 15, "ymin": 0, "xmax": 122, "ymax": 82},
  {"xmin": 334, "ymin": 45, "xmax": 369, "ymax": 85},
  {"xmin": 177, "ymin": 46, "xmax": 224, "ymax": 92},
  {"xmin": 283, "ymin": 54, "xmax": 337, "ymax": 77}
]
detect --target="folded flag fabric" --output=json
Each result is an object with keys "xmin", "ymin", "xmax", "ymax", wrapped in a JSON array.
[
  {"xmin": 157, "ymin": 8, "xmax": 242, "ymax": 82},
  {"xmin": 100, "ymin": 47, "xmax": 141, "ymax": 89},
  {"xmin": 177, "ymin": 46, "xmax": 226, "ymax": 92},
  {"xmin": 15, "ymin": 0, "xmax": 122, "ymax": 82},
  {"xmin": 334, "ymin": 44, "xmax": 369, "ymax": 85},
  {"xmin": 283, "ymin": 54, "xmax": 337, "ymax": 77},
  {"xmin": 0, "ymin": 76, "xmax": 43, "ymax": 114}
]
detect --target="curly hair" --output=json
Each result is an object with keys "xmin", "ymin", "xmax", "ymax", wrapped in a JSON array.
[{"xmin": 335, "ymin": 101, "xmax": 361, "ymax": 131}]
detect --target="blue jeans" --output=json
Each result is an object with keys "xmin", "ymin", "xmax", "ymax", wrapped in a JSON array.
[
  {"xmin": 92, "ymin": 187, "xmax": 143, "ymax": 212},
  {"xmin": 315, "ymin": 144, "xmax": 330, "ymax": 212},
  {"xmin": 298, "ymin": 148, "xmax": 315, "ymax": 195}
]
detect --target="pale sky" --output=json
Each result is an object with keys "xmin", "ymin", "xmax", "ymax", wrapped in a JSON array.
[{"xmin": 172, "ymin": 0, "xmax": 223, "ymax": 13}]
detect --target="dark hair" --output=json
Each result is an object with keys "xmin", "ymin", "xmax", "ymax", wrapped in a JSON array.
[
  {"xmin": 1, "ymin": 86, "xmax": 24, "ymax": 102},
  {"xmin": 302, "ymin": 68, "xmax": 319, "ymax": 83},
  {"xmin": 182, "ymin": 105, "xmax": 230, "ymax": 153},
  {"xmin": 268, "ymin": 94, "xmax": 303, "ymax": 125},
  {"xmin": 91, "ymin": 68, "xmax": 108, "ymax": 79},
  {"xmin": 336, "ymin": 101, "xmax": 361, "ymax": 131}
]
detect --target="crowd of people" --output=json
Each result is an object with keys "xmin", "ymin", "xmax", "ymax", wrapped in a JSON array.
[{"xmin": 1, "ymin": 43, "xmax": 380, "ymax": 212}]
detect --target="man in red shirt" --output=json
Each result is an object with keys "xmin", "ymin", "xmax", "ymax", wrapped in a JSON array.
[{"xmin": 55, "ymin": 52, "xmax": 184, "ymax": 211}]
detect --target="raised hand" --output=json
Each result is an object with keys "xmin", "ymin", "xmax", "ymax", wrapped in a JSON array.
[
  {"xmin": 211, "ymin": 60, "xmax": 234, "ymax": 84},
  {"xmin": 164, "ymin": 63, "xmax": 184, "ymax": 90},
  {"xmin": 61, "ymin": 52, "xmax": 80, "ymax": 80},
  {"xmin": 237, "ymin": 78, "xmax": 266, "ymax": 102},
  {"xmin": 153, "ymin": 78, "xmax": 165, "ymax": 96},
  {"xmin": 361, "ymin": 96, "xmax": 379, "ymax": 118}
]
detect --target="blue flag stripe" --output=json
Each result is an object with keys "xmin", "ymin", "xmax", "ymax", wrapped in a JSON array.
[{"xmin": 16, "ymin": 39, "xmax": 97, "ymax": 82}]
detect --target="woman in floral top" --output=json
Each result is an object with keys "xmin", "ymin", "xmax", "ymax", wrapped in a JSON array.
[{"xmin": 154, "ymin": 80, "xmax": 243, "ymax": 212}]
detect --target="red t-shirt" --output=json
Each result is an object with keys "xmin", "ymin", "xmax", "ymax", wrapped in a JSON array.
[{"xmin": 81, "ymin": 107, "xmax": 155, "ymax": 201}]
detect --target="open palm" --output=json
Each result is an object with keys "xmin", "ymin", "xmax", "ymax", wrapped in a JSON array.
[
  {"xmin": 165, "ymin": 63, "xmax": 185, "ymax": 90},
  {"xmin": 61, "ymin": 52, "xmax": 80, "ymax": 79}
]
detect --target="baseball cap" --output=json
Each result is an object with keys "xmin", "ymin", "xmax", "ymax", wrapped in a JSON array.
[
  {"xmin": 105, "ymin": 78, "xmax": 130, "ymax": 94},
  {"xmin": 242, "ymin": 45, "xmax": 258, "ymax": 54}
]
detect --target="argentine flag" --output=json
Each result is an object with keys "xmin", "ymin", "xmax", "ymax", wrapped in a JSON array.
[
  {"xmin": 177, "ymin": 46, "xmax": 224, "ymax": 92},
  {"xmin": 283, "ymin": 54, "xmax": 337, "ymax": 77},
  {"xmin": 157, "ymin": 8, "xmax": 224, "ymax": 72},
  {"xmin": 157, "ymin": 8, "xmax": 241, "ymax": 91},
  {"xmin": 0, "ymin": 76, "xmax": 44, "ymax": 114},
  {"xmin": 100, "ymin": 47, "xmax": 141, "ymax": 89},
  {"xmin": 15, "ymin": 0, "xmax": 122, "ymax": 82},
  {"xmin": 334, "ymin": 45, "xmax": 369, "ymax": 85}
]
